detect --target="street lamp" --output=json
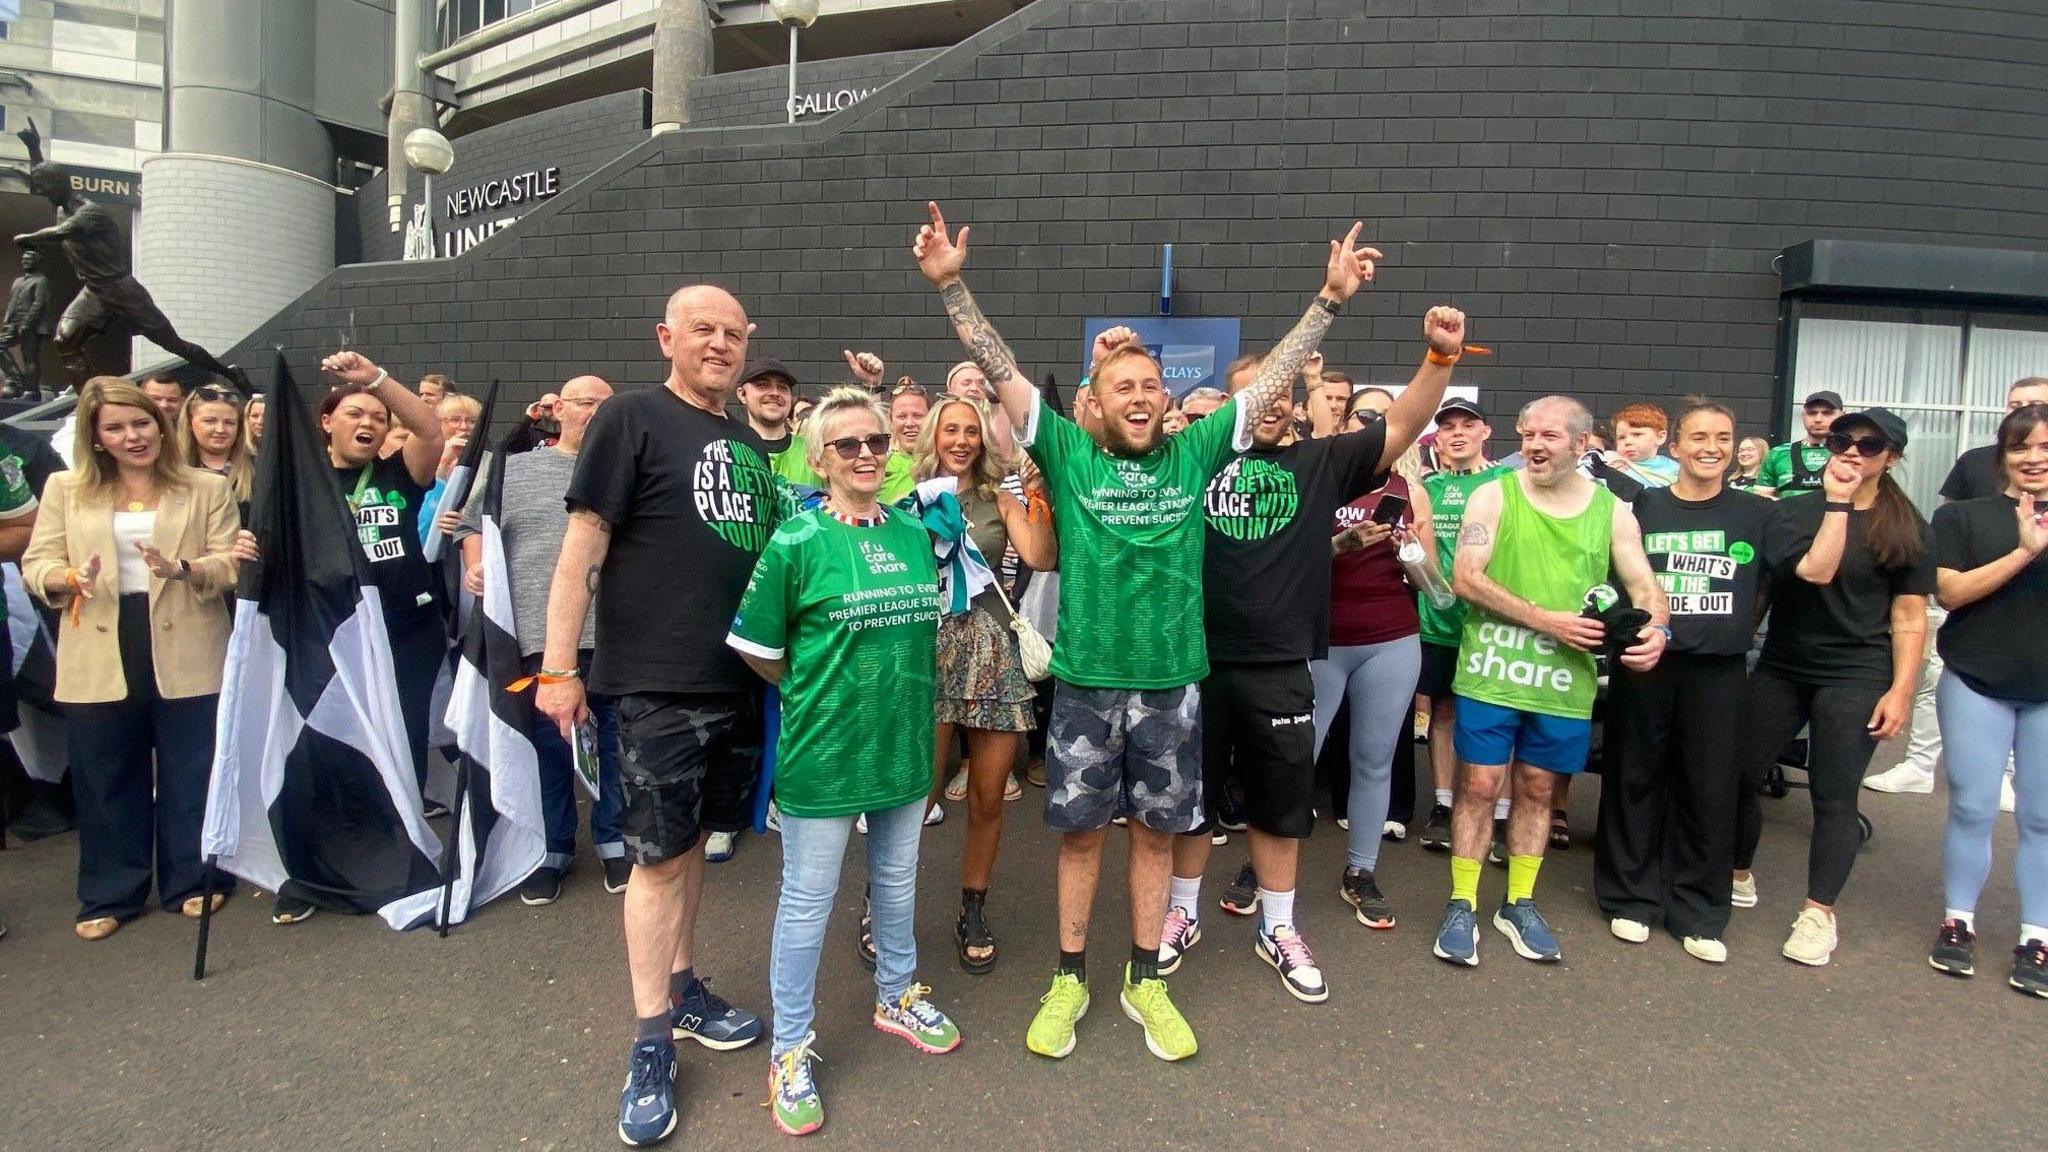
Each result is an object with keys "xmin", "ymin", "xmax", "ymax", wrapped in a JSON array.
[
  {"xmin": 403, "ymin": 127, "xmax": 455, "ymax": 260},
  {"xmin": 769, "ymin": 0, "xmax": 820, "ymax": 124}
]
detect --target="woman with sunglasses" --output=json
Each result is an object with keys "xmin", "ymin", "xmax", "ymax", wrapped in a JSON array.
[
  {"xmin": 911, "ymin": 393, "xmax": 1056, "ymax": 973},
  {"xmin": 1925, "ymin": 404, "xmax": 2048, "ymax": 995},
  {"xmin": 22, "ymin": 378, "xmax": 240, "ymax": 940},
  {"xmin": 177, "ymin": 385, "xmax": 253, "ymax": 514},
  {"xmin": 728, "ymin": 387, "xmax": 959, "ymax": 1135},
  {"xmin": 1733, "ymin": 407, "xmax": 1933, "ymax": 967}
]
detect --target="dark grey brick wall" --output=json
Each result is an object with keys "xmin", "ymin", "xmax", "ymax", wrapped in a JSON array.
[
  {"xmin": 244, "ymin": 0, "xmax": 2048, "ymax": 442},
  {"xmin": 687, "ymin": 48, "xmax": 942, "ymax": 129}
]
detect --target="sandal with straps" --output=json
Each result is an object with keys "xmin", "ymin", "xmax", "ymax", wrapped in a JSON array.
[
  {"xmin": 856, "ymin": 888, "xmax": 877, "ymax": 971},
  {"xmin": 956, "ymin": 890, "xmax": 997, "ymax": 974}
]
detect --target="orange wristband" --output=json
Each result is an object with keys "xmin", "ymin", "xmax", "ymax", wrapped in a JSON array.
[
  {"xmin": 1425, "ymin": 347, "xmax": 1460, "ymax": 367},
  {"xmin": 505, "ymin": 673, "xmax": 580, "ymax": 692},
  {"xmin": 62, "ymin": 569, "xmax": 86, "ymax": 627}
]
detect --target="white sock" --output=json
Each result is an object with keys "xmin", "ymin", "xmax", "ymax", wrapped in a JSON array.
[
  {"xmin": 1493, "ymin": 797, "xmax": 1511, "ymax": 821},
  {"xmin": 1945, "ymin": 908, "xmax": 1975, "ymax": 932},
  {"xmin": 1169, "ymin": 875, "xmax": 1201, "ymax": 923},
  {"xmin": 1260, "ymin": 888, "xmax": 1296, "ymax": 934},
  {"xmin": 2022, "ymin": 924, "xmax": 2048, "ymax": 945},
  {"xmin": 1434, "ymin": 788, "xmax": 1453, "ymax": 808}
]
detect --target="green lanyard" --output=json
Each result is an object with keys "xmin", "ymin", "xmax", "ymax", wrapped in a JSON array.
[{"xmin": 346, "ymin": 466, "xmax": 374, "ymax": 514}]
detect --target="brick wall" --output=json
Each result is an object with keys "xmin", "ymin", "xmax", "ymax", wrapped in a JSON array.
[
  {"xmin": 686, "ymin": 48, "xmax": 943, "ymax": 129},
  {"xmin": 238, "ymin": 0, "xmax": 2048, "ymax": 441}
]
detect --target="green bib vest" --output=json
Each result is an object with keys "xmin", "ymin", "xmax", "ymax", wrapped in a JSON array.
[{"xmin": 1452, "ymin": 475, "xmax": 1615, "ymax": 720}]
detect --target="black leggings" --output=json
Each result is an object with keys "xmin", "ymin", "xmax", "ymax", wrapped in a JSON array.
[{"xmin": 1732, "ymin": 669, "xmax": 1883, "ymax": 906}]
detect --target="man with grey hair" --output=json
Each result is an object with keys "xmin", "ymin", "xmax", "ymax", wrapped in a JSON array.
[
  {"xmin": 1181, "ymin": 386, "xmax": 1228, "ymax": 421},
  {"xmin": 1432, "ymin": 395, "xmax": 1670, "ymax": 967}
]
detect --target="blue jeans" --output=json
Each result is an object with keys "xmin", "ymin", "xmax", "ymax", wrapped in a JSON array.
[
  {"xmin": 1937, "ymin": 672, "xmax": 2048, "ymax": 927},
  {"xmin": 524, "ymin": 652, "xmax": 625, "ymax": 870},
  {"xmin": 770, "ymin": 797, "xmax": 923, "ymax": 1054}
]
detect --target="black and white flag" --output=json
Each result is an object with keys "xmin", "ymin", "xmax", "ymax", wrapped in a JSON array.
[
  {"xmin": 440, "ymin": 447, "xmax": 545, "ymax": 922},
  {"xmin": 202, "ymin": 356, "xmax": 448, "ymax": 929}
]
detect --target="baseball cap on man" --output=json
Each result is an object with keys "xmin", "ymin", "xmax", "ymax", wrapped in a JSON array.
[
  {"xmin": 1802, "ymin": 390, "xmax": 1844, "ymax": 411},
  {"xmin": 740, "ymin": 358, "xmax": 798, "ymax": 389},
  {"xmin": 1434, "ymin": 398, "xmax": 1485, "ymax": 424},
  {"xmin": 1831, "ymin": 406, "xmax": 1909, "ymax": 452}
]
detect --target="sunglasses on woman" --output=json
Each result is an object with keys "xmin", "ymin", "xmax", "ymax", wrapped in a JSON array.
[
  {"xmin": 825, "ymin": 433, "xmax": 894, "ymax": 460},
  {"xmin": 193, "ymin": 385, "xmax": 242, "ymax": 405},
  {"xmin": 1825, "ymin": 431, "xmax": 1890, "ymax": 458}
]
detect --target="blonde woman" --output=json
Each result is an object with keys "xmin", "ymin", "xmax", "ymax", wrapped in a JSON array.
[
  {"xmin": 242, "ymin": 392, "xmax": 266, "ymax": 455},
  {"xmin": 22, "ymin": 377, "xmax": 240, "ymax": 940},
  {"xmin": 1731, "ymin": 436, "xmax": 1770, "ymax": 490},
  {"xmin": 178, "ymin": 384, "xmax": 253, "ymax": 510}
]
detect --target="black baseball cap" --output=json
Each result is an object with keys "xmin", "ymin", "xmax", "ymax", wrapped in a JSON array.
[
  {"xmin": 1832, "ymin": 406, "xmax": 1909, "ymax": 452},
  {"xmin": 1434, "ymin": 398, "xmax": 1486, "ymax": 424},
  {"xmin": 740, "ymin": 358, "xmax": 798, "ymax": 389},
  {"xmin": 1802, "ymin": 390, "xmax": 1844, "ymax": 411}
]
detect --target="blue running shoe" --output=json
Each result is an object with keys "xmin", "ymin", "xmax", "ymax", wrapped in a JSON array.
[
  {"xmin": 1494, "ymin": 898, "xmax": 1562, "ymax": 963},
  {"xmin": 1433, "ymin": 900, "xmax": 1478, "ymax": 967},
  {"xmin": 671, "ymin": 977, "xmax": 764, "ymax": 1051},
  {"xmin": 617, "ymin": 1040, "xmax": 678, "ymax": 1147}
]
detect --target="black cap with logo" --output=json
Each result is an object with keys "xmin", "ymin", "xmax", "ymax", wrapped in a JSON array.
[{"xmin": 1832, "ymin": 406, "xmax": 1909, "ymax": 452}]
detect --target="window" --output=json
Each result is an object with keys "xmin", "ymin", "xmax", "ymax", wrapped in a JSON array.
[
  {"xmin": 1792, "ymin": 303, "xmax": 2048, "ymax": 509},
  {"xmin": 438, "ymin": 0, "xmax": 560, "ymax": 47}
]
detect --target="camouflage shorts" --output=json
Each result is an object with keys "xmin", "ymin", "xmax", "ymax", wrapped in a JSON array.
[
  {"xmin": 1044, "ymin": 680, "xmax": 1202, "ymax": 833},
  {"xmin": 614, "ymin": 691, "xmax": 760, "ymax": 865}
]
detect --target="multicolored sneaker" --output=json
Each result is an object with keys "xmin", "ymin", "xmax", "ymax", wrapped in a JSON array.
[
  {"xmin": 1255, "ymin": 924, "xmax": 1329, "ymax": 1004},
  {"xmin": 2010, "ymin": 939, "xmax": 2048, "ymax": 998},
  {"xmin": 872, "ymin": 983, "xmax": 961, "ymax": 1053},
  {"xmin": 1928, "ymin": 919, "xmax": 1975, "ymax": 977},
  {"xmin": 671, "ymin": 977, "xmax": 764, "ymax": 1051},
  {"xmin": 1157, "ymin": 905, "xmax": 1202, "ymax": 975},
  {"xmin": 617, "ymin": 1039, "xmax": 678, "ymax": 1147},
  {"xmin": 1025, "ymin": 972, "xmax": 1090, "ymax": 1059},
  {"xmin": 1218, "ymin": 863, "xmax": 1260, "ymax": 916},
  {"xmin": 768, "ymin": 1035, "xmax": 823, "ymax": 1136},
  {"xmin": 1341, "ymin": 867, "xmax": 1395, "ymax": 929},
  {"xmin": 1119, "ymin": 963, "xmax": 1198, "ymax": 1061}
]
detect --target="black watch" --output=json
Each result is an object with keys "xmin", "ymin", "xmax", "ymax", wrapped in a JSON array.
[
  {"xmin": 176, "ymin": 558, "xmax": 191, "ymax": 581},
  {"xmin": 1313, "ymin": 294, "xmax": 1343, "ymax": 316},
  {"xmin": 1823, "ymin": 501, "xmax": 1854, "ymax": 513}
]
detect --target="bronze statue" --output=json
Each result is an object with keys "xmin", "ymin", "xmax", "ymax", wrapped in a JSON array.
[
  {"xmin": 0, "ymin": 248, "xmax": 50, "ymax": 399},
  {"xmin": 11, "ymin": 118, "xmax": 248, "ymax": 394}
]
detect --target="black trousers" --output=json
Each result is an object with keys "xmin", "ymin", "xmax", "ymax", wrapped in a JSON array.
[
  {"xmin": 1594, "ymin": 653, "xmax": 1747, "ymax": 938},
  {"xmin": 67, "ymin": 594, "xmax": 228, "ymax": 921},
  {"xmin": 387, "ymin": 611, "xmax": 446, "ymax": 791},
  {"xmin": 1732, "ymin": 668, "xmax": 1884, "ymax": 906}
]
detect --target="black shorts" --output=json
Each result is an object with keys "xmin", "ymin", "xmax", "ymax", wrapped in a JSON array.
[
  {"xmin": 1195, "ymin": 661, "xmax": 1316, "ymax": 839},
  {"xmin": 614, "ymin": 691, "xmax": 760, "ymax": 865},
  {"xmin": 1416, "ymin": 641, "xmax": 1461, "ymax": 700}
]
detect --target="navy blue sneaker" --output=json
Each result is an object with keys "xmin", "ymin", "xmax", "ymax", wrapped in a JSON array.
[
  {"xmin": 1494, "ymin": 898, "xmax": 1562, "ymax": 963},
  {"xmin": 1432, "ymin": 900, "xmax": 1478, "ymax": 967},
  {"xmin": 617, "ymin": 1039, "xmax": 678, "ymax": 1147},
  {"xmin": 670, "ymin": 977, "xmax": 764, "ymax": 1051}
]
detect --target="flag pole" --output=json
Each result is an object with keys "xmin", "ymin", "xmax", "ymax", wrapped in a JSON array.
[
  {"xmin": 193, "ymin": 856, "xmax": 220, "ymax": 980},
  {"xmin": 435, "ymin": 754, "xmax": 470, "ymax": 938}
]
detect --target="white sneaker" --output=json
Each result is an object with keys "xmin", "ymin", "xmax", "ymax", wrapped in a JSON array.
[
  {"xmin": 1731, "ymin": 874, "xmax": 1758, "ymax": 909},
  {"xmin": 1684, "ymin": 936, "xmax": 1729, "ymax": 964},
  {"xmin": 1381, "ymin": 821, "xmax": 1405, "ymax": 841},
  {"xmin": 1782, "ymin": 907, "xmax": 1838, "ymax": 966},
  {"xmin": 856, "ymin": 812, "xmax": 867, "ymax": 835},
  {"xmin": 704, "ymin": 831, "xmax": 736, "ymax": 863},
  {"xmin": 765, "ymin": 800, "xmax": 782, "ymax": 834},
  {"xmin": 924, "ymin": 804, "xmax": 945, "ymax": 827},
  {"xmin": 1862, "ymin": 763, "xmax": 1934, "ymax": 795},
  {"xmin": 2002, "ymin": 772, "xmax": 2017, "ymax": 814},
  {"xmin": 1609, "ymin": 917, "xmax": 1651, "ymax": 944}
]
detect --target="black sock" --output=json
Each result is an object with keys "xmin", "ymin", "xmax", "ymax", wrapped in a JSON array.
[
  {"xmin": 1057, "ymin": 949, "xmax": 1086, "ymax": 981},
  {"xmin": 1129, "ymin": 943, "xmax": 1160, "ymax": 983},
  {"xmin": 634, "ymin": 1014, "xmax": 670, "ymax": 1044},
  {"xmin": 668, "ymin": 967, "xmax": 695, "ymax": 1006}
]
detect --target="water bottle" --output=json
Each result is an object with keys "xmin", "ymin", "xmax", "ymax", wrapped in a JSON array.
[{"xmin": 1399, "ymin": 538, "xmax": 1456, "ymax": 611}]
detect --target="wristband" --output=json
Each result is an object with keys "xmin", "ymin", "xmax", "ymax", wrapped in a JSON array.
[
  {"xmin": 507, "ymin": 671, "xmax": 580, "ymax": 692},
  {"xmin": 1426, "ymin": 346, "xmax": 1461, "ymax": 367},
  {"xmin": 62, "ymin": 568, "xmax": 86, "ymax": 626},
  {"xmin": 1313, "ymin": 295, "xmax": 1343, "ymax": 316},
  {"xmin": 369, "ymin": 367, "xmax": 390, "ymax": 389},
  {"xmin": 538, "ymin": 666, "xmax": 580, "ymax": 679},
  {"xmin": 1824, "ymin": 501, "xmax": 1853, "ymax": 513},
  {"xmin": 1654, "ymin": 624, "xmax": 1673, "ymax": 641}
]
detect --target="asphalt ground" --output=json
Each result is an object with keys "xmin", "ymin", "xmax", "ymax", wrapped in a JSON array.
[{"xmin": 1, "ymin": 737, "xmax": 2037, "ymax": 1152}]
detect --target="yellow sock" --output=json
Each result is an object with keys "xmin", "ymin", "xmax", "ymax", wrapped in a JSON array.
[
  {"xmin": 1450, "ymin": 856, "xmax": 1481, "ymax": 907},
  {"xmin": 1507, "ymin": 855, "xmax": 1542, "ymax": 904}
]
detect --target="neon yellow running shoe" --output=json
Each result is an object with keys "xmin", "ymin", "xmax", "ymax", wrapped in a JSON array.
[
  {"xmin": 1025, "ymin": 972, "xmax": 1089, "ymax": 1058},
  {"xmin": 1118, "ymin": 963, "xmax": 1197, "ymax": 1061}
]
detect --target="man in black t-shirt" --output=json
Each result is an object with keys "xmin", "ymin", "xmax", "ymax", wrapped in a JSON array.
[
  {"xmin": 1158, "ymin": 307, "xmax": 1463, "ymax": 1005},
  {"xmin": 537, "ymin": 285, "xmax": 773, "ymax": 1147},
  {"xmin": 1939, "ymin": 378, "xmax": 2048, "ymax": 503}
]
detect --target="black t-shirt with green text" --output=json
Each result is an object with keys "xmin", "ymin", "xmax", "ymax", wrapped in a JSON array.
[{"xmin": 338, "ymin": 457, "xmax": 438, "ymax": 623}]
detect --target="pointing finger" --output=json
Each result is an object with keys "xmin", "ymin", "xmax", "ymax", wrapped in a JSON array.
[
  {"xmin": 1342, "ymin": 221, "xmax": 1364, "ymax": 250},
  {"xmin": 927, "ymin": 201, "xmax": 947, "ymax": 232}
]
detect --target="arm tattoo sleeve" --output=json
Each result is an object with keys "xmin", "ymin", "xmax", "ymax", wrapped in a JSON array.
[
  {"xmin": 1238, "ymin": 304, "xmax": 1336, "ymax": 424},
  {"xmin": 938, "ymin": 280, "xmax": 1021, "ymax": 389}
]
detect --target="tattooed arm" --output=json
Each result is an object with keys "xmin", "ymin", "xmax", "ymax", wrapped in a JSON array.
[
  {"xmin": 535, "ymin": 508, "xmax": 612, "ymax": 739},
  {"xmin": 914, "ymin": 202, "xmax": 1038, "ymax": 430},
  {"xmin": 1450, "ymin": 479, "xmax": 1607, "ymax": 652},
  {"xmin": 1232, "ymin": 223, "xmax": 1385, "ymax": 434}
]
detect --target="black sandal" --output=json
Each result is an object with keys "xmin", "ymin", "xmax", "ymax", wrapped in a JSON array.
[
  {"xmin": 956, "ymin": 890, "xmax": 997, "ymax": 974},
  {"xmin": 1549, "ymin": 809, "xmax": 1572, "ymax": 851},
  {"xmin": 856, "ymin": 888, "xmax": 877, "ymax": 970}
]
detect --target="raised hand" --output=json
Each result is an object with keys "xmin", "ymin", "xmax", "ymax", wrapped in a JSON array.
[
  {"xmin": 842, "ymin": 349, "xmax": 885, "ymax": 388},
  {"xmin": 2017, "ymin": 492, "xmax": 2046, "ymax": 556},
  {"xmin": 1091, "ymin": 326, "xmax": 1139, "ymax": 368},
  {"xmin": 1424, "ymin": 306, "xmax": 1467, "ymax": 356},
  {"xmin": 1323, "ymin": 222, "xmax": 1385, "ymax": 304},
  {"xmin": 321, "ymin": 350, "xmax": 382, "ymax": 388},
  {"xmin": 75, "ymin": 552, "xmax": 102, "ymax": 597},
  {"xmin": 1302, "ymin": 352, "xmax": 1324, "ymax": 382},
  {"xmin": 135, "ymin": 541, "xmax": 182, "ymax": 580},
  {"xmin": 914, "ymin": 201, "xmax": 969, "ymax": 287},
  {"xmin": 1821, "ymin": 456, "xmax": 1860, "ymax": 503}
]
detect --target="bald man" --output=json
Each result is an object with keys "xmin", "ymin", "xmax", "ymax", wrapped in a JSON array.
[{"xmin": 537, "ymin": 287, "xmax": 772, "ymax": 1146}]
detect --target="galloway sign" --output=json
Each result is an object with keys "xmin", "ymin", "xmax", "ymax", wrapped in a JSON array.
[{"xmin": 794, "ymin": 86, "xmax": 873, "ymax": 119}]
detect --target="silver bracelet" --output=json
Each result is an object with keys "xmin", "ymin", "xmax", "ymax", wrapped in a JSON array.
[{"xmin": 369, "ymin": 367, "xmax": 390, "ymax": 389}]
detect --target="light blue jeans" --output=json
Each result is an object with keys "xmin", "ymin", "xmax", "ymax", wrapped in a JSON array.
[
  {"xmin": 771, "ymin": 797, "xmax": 923, "ymax": 1055},
  {"xmin": 1937, "ymin": 672, "xmax": 2048, "ymax": 927}
]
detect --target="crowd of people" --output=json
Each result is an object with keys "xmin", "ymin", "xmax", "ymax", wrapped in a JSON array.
[{"xmin": 0, "ymin": 203, "xmax": 2042, "ymax": 1148}]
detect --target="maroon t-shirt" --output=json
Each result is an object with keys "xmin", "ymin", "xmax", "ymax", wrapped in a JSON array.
[{"xmin": 1328, "ymin": 475, "xmax": 1420, "ymax": 647}]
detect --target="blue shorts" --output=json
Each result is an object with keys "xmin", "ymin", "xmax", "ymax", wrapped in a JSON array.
[{"xmin": 1451, "ymin": 696, "xmax": 1592, "ymax": 776}]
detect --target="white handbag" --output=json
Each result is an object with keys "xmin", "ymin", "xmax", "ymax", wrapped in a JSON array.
[{"xmin": 989, "ymin": 576, "xmax": 1053, "ymax": 682}]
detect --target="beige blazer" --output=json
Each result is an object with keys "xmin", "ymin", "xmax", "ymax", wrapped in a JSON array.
[{"xmin": 22, "ymin": 468, "xmax": 240, "ymax": 704}]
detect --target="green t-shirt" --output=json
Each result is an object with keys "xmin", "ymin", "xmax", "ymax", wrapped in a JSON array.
[
  {"xmin": 1417, "ymin": 464, "xmax": 1511, "ymax": 646},
  {"xmin": 769, "ymin": 433, "xmax": 822, "ymax": 488},
  {"xmin": 879, "ymin": 451, "xmax": 918, "ymax": 505},
  {"xmin": 727, "ymin": 507, "xmax": 940, "ymax": 818},
  {"xmin": 1756, "ymin": 440, "xmax": 1830, "ymax": 496},
  {"xmin": 1023, "ymin": 392, "xmax": 1247, "ymax": 689},
  {"xmin": 1451, "ymin": 474, "xmax": 1615, "ymax": 721},
  {"xmin": 0, "ymin": 449, "xmax": 35, "ymax": 625}
]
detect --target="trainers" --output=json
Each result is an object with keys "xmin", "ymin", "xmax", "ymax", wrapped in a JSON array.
[
  {"xmin": 603, "ymin": 857, "xmax": 633, "ymax": 894},
  {"xmin": 1215, "ymin": 791, "xmax": 1248, "ymax": 833},
  {"xmin": 924, "ymin": 804, "xmax": 945, "ymax": 827},
  {"xmin": 1209, "ymin": 826, "xmax": 1229, "ymax": 846},
  {"xmin": 2000, "ymin": 773, "xmax": 2016, "ymax": 814},
  {"xmin": 1341, "ymin": 867, "xmax": 1394, "ymax": 929},
  {"xmin": 1731, "ymin": 873, "xmax": 1758, "ymax": 909},
  {"xmin": 618, "ymin": 1040, "xmax": 679, "ymax": 1146},
  {"xmin": 519, "ymin": 866, "xmax": 564, "ymax": 906},
  {"xmin": 765, "ymin": 800, "xmax": 783, "ymax": 833},
  {"xmin": 705, "ymin": 831, "xmax": 737, "ymax": 863},
  {"xmin": 1119, "ymin": 963, "xmax": 1198, "ymax": 1061},
  {"xmin": 2012, "ymin": 939, "xmax": 2048, "ymax": 998},
  {"xmin": 856, "ymin": 812, "xmax": 867, "ymax": 834},
  {"xmin": 1026, "ymin": 759, "xmax": 1047, "ymax": 788},
  {"xmin": 1382, "ymin": 820, "xmax": 1406, "ymax": 842},
  {"xmin": 1862, "ymin": 762, "xmax": 1934, "ymax": 795},
  {"xmin": 671, "ymin": 977, "xmax": 763, "ymax": 1051},
  {"xmin": 1487, "ymin": 819, "xmax": 1507, "ymax": 866},
  {"xmin": 271, "ymin": 894, "xmax": 317, "ymax": 925},
  {"xmin": 1683, "ymin": 936, "xmax": 1729, "ymax": 964},
  {"xmin": 1782, "ymin": 907, "xmax": 1838, "ymax": 966},
  {"xmin": 1025, "ymin": 972, "xmax": 1089, "ymax": 1058},
  {"xmin": 1255, "ymin": 924, "xmax": 1329, "ymax": 1004},
  {"xmin": 768, "ymin": 1035, "xmax": 823, "ymax": 1137},
  {"xmin": 1218, "ymin": 863, "xmax": 1260, "ymax": 916},
  {"xmin": 1608, "ymin": 917, "xmax": 1651, "ymax": 944},
  {"xmin": 873, "ymin": 983, "xmax": 962, "ymax": 1053},
  {"xmin": 1494, "ymin": 899, "xmax": 1563, "ymax": 963},
  {"xmin": 1432, "ymin": 899, "xmax": 1479, "ymax": 966},
  {"xmin": 1157, "ymin": 905, "xmax": 1202, "ymax": 975},
  {"xmin": 1419, "ymin": 803, "xmax": 1453, "ymax": 851},
  {"xmin": 1929, "ymin": 919, "xmax": 1975, "ymax": 977}
]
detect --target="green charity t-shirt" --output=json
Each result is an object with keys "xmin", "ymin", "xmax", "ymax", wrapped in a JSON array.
[
  {"xmin": 1023, "ymin": 391, "xmax": 1247, "ymax": 689},
  {"xmin": 770, "ymin": 433, "xmax": 822, "ymax": 488},
  {"xmin": 727, "ymin": 507, "xmax": 940, "ymax": 818},
  {"xmin": 1451, "ymin": 474, "xmax": 1615, "ymax": 721},
  {"xmin": 1417, "ymin": 464, "xmax": 1511, "ymax": 646},
  {"xmin": 1757, "ymin": 441, "xmax": 1831, "ymax": 496},
  {"xmin": 878, "ymin": 451, "xmax": 918, "ymax": 506},
  {"xmin": 0, "ymin": 449, "xmax": 34, "ymax": 625}
]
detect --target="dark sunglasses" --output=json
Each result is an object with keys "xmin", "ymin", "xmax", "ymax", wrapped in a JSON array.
[
  {"xmin": 192, "ymin": 385, "xmax": 242, "ymax": 405},
  {"xmin": 1825, "ymin": 431, "xmax": 1890, "ymax": 458},
  {"xmin": 825, "ymin": 433, "xmax": 893, "ymax": 460}
]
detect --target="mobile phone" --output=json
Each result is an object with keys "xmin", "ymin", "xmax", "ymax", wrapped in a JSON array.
[{"xmin": 1370, "ymin": 493, "xmax": 1409, "ymax": 526}]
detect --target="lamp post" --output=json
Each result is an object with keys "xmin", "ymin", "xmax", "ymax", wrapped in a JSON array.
[
  {"xmin": 769, "ymin": 0, "xmax": 820, "ymax": 124},
  {"xmin": 403, "ymin": 127, "xmax": 455, "ymax": 259}
]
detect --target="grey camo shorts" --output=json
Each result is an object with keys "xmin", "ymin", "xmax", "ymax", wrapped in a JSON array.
[
  {"xmin": 614, "ymin": 691, "xmax": 759, "ymax": 865},
  {"xmin": 1044, "ymin": 679, "xmax": 1202, "ymax": 833}
]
